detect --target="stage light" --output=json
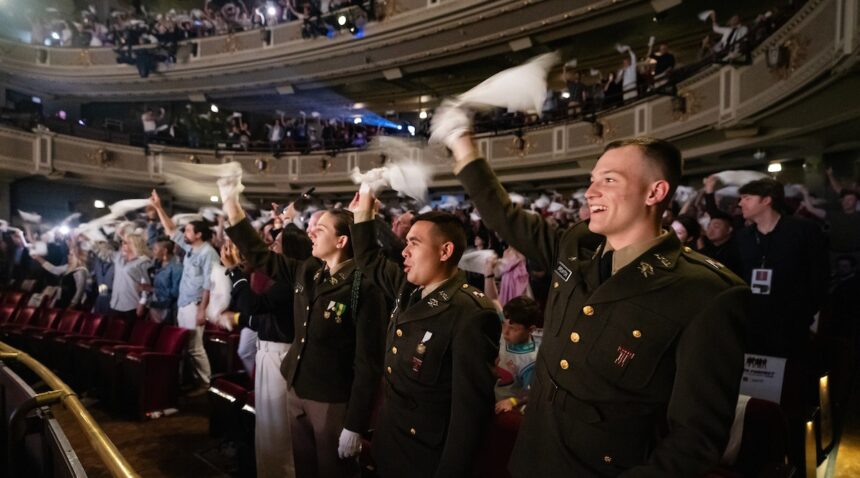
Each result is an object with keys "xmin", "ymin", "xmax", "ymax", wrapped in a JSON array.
[
  {"xmin": 210, "ymin": 104, "xmax": 219, "ymax": 113},
  {"xmin": 94, "ymin": 200, "xmax": 106, "ymax": 209},
  {"xmin": 354, "ymin": 117, "xmax": 362, "ymax": 124},
  {"xmin": 419, "ymin": 110, "xmax": 428, "ymax": 119},
  {"xmin": 767, "ymin": 162, "xmax": 782, "ymax": 173},
  {"xmin": 267, "ymin": 6, "xmax": 277, "ymax": 16},
  {"xmin": 59, "ymin": 225, "xmax": 70, "ymax": 235},
  {"xmin": 397, "ymin": 125, "xmax": 403, "ymax": 131},
  {"xmin": 51, "ymin": 32, "xmax": 60, "ymax": 40},
  {"xmin": 352, "ymin": 102, "xmax": 365, "ymax": 109},
  {"xmin": 210, "ymin": 195, "xmax": 219, "ymax": 203},
  {"xmin": 338, "ymin": 15, "xmax": 347, "ymax": 26},
  {"xmin": 78, "ymin": 119, "xmax": 86, "ymax": 126},
  {"xmin": 561, "ymin": 91, "xmax": 571, "ymax": 99},
  {"xmin": 31, "ymin": 96, "xmax": 42, "ymax": 104},
  {"xmin": 407, "ymin": 125, "xmax": 416, "ymax": 135}
]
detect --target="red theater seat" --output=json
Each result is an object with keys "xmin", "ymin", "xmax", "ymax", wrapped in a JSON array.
[
  {"xmin": 44, "ymin": 313, "xmax": 104, "ymax": 371},
  {"xmin": 21, "ymin": 309, "xmax": 85, "ymax": 360},
  {"xmin": 118, "ymin": 325, "xmax": 190, "ymax": 419},
  {"xmin": 93, "ymin": 320, "xmax": 162, "ymax": 402},
  {"xmin": 67, "ymin": 318, "xmax": 130, "ymax": 388},
  {"xmin": 208, "ymin": 373, "xmax": 251, "ymax": 438}
]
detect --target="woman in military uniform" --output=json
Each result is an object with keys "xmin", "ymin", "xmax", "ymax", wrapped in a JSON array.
[{"xmin": 222, "ymin": 198, "xmax": 386, "ymax": 478}]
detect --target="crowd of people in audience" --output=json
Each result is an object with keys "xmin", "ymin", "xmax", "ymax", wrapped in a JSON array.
[
  {"xmin": 474, "ymin": 3, "xmax": 799, "ymax": 133},
  {"xmin": 28, "ymin": 0, "xmax": 376, "ymax": 48},
  {"xmin": 0, "ymin": 155, "xmax": 858, "ymax": 474}
]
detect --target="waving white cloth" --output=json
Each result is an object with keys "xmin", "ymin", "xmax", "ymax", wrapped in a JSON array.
[
  {"xmin": 18, "ymin": 210, "xmax": 42, "ymax": 224},
  {"xmin": 161, "ymin": 161, "xmax": 245, "ymax": 203},
  {"xmin": 108, "ymin": 199, "xmax": 151, "ymax": 216},
  {"xmin": 207, "ymin": 263, "xmax": 233, "ymax": 330},
  {"xmin": 459, "ymin": 249, "xmax": 498, "ymax": 275},
  {"xmin": 712, "ymin": 170, "xmax": 769, "ymax": 187},
  {"xmin": 431, "ymin": 51, "xmax": 560, "ymax": 148},
  {"xmin": 350, "ymin": 138, "xmax": 432, "ymax": 202},
  {"xmin": 456, "ymin": 51, "xmax": 560, "ymax": 113}
]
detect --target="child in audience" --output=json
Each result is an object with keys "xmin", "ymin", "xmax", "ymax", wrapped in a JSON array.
[{"xmin": 494, "ymin": 296, "xmax": 541, "ymax": 414}]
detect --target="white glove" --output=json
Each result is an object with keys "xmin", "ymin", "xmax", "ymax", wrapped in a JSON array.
[
  {"xmin": 429, "ymin": 99, "xmax": 472, "ymax": 150},
  {"xmin": 337, "ymin": 428, "xmax": 362, "ymax": 459}
]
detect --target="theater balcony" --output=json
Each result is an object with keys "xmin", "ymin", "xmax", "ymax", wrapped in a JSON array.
[{"xmin": 0, "ymin": 0, "xmax": 659, "ymax": 102}]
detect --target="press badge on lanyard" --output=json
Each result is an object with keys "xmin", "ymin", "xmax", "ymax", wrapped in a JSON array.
[{"xmin": 750, "ymin": 268, "xmax": 773, "ymax": 295}]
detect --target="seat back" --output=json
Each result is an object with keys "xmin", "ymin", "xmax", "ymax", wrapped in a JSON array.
[
  {"xmin": 55, "ymin": 310, "xmax": 84, "ymax": 334},
  {"xmin": 0, "ymin": 305, "xmax": 19, "ymax": 323},
  {"xmin": 152, "ymin": 326, "xmax": 190, "ymax": 355},
  {"xmin": 127, "ymin": 321, "xmax": 162, "ymax": 347},
  {"xmin": 11, "ymin": 307, "xmax": 38, "ymax": 325},
  {"xmin": 1, "ymin": 291, "xmax": 25, "ymax": 308},
  {"xmin": 40, "ymin": 309, "xmax": 63, "ymax": 329},
  {"xmin": 101, "ymin": 319, "xmax": 130, "ymax": 341},
  {"xmin": 733, "ymin": 397, "xmax": 789, "ymax": 476},
  {"xmin": 77, "ymin": 315, "xmax": 105, "ymax": 337}
]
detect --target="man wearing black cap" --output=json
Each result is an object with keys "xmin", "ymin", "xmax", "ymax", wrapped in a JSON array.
[{"xmin": 736, "ymin": 178, "xmax": 828, "ymax": 357}]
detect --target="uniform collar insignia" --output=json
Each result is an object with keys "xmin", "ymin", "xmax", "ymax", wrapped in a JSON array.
[
  {"xmin": 653, "ymin": 253, "xmax": 671, "ymax": 267},
  {"xmin": 638, "ymin": 261, "xmax": 655, "ymax": 278},
  {"xmin": 428, "ymin": 298, "xmax": 439, "ymax": 308}
]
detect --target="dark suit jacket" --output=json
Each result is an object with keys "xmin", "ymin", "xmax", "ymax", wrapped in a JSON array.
[
  {"xmin": 351, "ymin": 220, "xmax": 501, "ymax": 478},
  {"xmin": 459, "ymin": 158, "xmax": 749, "ymax": 478},
  {"xmin": 226, "ymin": 218, "xmax": 386, "ymax": 433}
]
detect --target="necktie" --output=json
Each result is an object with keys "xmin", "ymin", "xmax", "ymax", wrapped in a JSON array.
[
  {"xmin": 599, "ymin": 250, "xmax": 614, "ymax": 284},
  {"xmin": 406, "ymin": 288, "xmax": 423, "ymax": 309}
]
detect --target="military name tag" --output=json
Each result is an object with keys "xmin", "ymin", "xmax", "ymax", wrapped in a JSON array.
[{"xmin": 555, "ymin": 262, "xmax": 573, "ymax": 282}]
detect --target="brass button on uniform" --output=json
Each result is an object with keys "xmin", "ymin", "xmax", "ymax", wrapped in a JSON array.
[
  {"xmin": 300, "ymin": 338, "xmax": 305, "ymax": 343},
  {"xmin": 409, "ymin": 427, "xmax": 417, "ymax": 436},
  {"xmin": 570, "ymin": 332, "xmax": 581, "ymax": 343},
  {"xmin": 582, "ymin": 305, "xmax": 594, "ymax": 316},
  {"xmin": 553, "ymin": 281, "xmax": 560, "ymax": 289},
  {"xmin": 392, "ymin": 346, "xmax": 398, "ymax": 354},
  {"xmin": 303, "ymin": 321, "xmax": 307, "ymax": 327},
  {"xmin": 462, "ymin": 284, "xmax": 469, "ymax": 289},
  {"xmin": 559, "ymin": 359, "xmax": 569, "ymax": 370},
  {"xmin": 386, "ymin": 366, "xmax": 392, "ymax": 374},
  {"xmin": 632, "ymin": 330, "xmax": 642, "ymax": 339},
  {"xmin": 603, "ymin": 456, "xmax": 612, "ymax": 464},
  {"xmin": 306, "ymin": 306, "xmax": 310, "ymax": 311},
  {"xmin": 683, "ymin": 246, "xmax": 692, "ymax": 253},
  {"xmin": 396, "ymin": 329, "xmax": 403, "ymax": 337}
]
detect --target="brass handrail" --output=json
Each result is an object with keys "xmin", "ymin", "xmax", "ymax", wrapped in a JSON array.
[{"xmin": 0, "ymin": 342, "xmax": 139, "ymax": 478}]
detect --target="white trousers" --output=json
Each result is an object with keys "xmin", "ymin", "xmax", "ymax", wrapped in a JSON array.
[
  {"xmin": 177, "ymin": 303, "xmax": 212, "ymax": 387},
  {"xmin": 255, "ymin": 340, "xmax": 295, "ymax": 478}
]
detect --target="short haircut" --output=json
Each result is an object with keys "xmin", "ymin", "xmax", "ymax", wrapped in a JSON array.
[
  {"xmin": 503, "ymin": 296, "xmax": 541, "ymax": 328},
  {"xmin": 155, "ymin": 236, "xmax": 175, "ymax": 256},
  {"xmin": 413, "ymin": 211, "xmax": 467, "ymax": 265},
  {"xmin": 603, "ymin": 136, "xmax": 683, "ymax": 211},
  {"xmin": 840, "ymin": 189, "xmax": 858, "ymax": 199},
  {"xmin": 708, "ymin": 209, "xmax": 734, "ymax": 226},
  {"xmin": 188, "ymin": 220, "xmax": 213, "ymax": 242},
  {"xmin": 325, "ymin": 209, "xmax": 354, "ymax": 258},
  {"xmin": 738, "ymin": 178, "xmax": 785, "ymax": 209}
]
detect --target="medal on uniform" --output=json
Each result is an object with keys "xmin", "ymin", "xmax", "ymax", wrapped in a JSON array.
[
  {"xmin": 412, "ymin": 331, "xmax": 433, "ymax": 373},
  {"xmin": 324, "ymin": 301, "xmax": 336, "ymax": 319},
  {"xmin": 334, "ymin": 302, "xmax": 346, "ymax": 323}
]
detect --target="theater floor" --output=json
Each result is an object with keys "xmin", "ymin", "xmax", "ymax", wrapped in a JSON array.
[{"xmin": 52, "ymin": 393, "xmax": 234, "ymax": 477}]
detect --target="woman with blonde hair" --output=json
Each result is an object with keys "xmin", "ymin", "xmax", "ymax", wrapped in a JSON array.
[
  {"xmin": 109, "ymin": 232, "xmax": 152, "ymax": 320},
  {"xmin": 34, "ymin": 242, "xmax": 91, "ymax": 309}
]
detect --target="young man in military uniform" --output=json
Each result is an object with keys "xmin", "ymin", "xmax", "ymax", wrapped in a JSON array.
[
  {"xmin": 435, "ymin": 121, "xmax": 749, "ymax": 476},
  {"xmin": 350, "ymin": 192, "xmax": 501, "ymax": 478}
]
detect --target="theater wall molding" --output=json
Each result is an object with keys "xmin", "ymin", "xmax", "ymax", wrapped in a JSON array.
[{"xmin": 0, "ymin": 0, "xmax": 858, "ymax": 198}]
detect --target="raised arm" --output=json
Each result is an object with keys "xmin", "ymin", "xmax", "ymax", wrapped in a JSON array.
[
  {"xmin": 149, "ymin": 189, "xmax": 177, "ymax": 236},
  {"xmin": 349, "ymin": 191, "xmax": 408, "ymax": 300},
  {"xmin": 449, "ymin": 135, "xmax": 564, "ymax": 272}
]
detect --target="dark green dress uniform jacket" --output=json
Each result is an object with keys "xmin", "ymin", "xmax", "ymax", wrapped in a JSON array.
[
  {"xmin": 350, "ymin": 220, "xmax": 502, "ymax": 478},
  {"xmin": 458, "ymin": 158, "xmax": 749, "ymax": 478},
  {"xmin": 226, "ymin": 218, "xmax": 386, "ymax": 433}
]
